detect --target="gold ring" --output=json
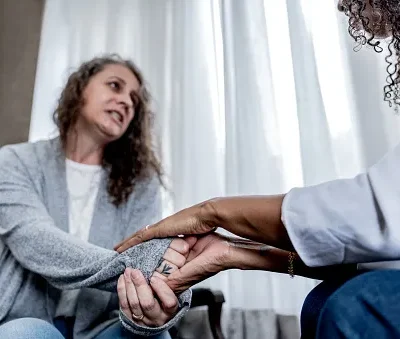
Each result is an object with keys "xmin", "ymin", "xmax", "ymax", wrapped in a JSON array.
[{"xmin": 131, "ymin": 312, "xmax": 144, "ymax": 321}]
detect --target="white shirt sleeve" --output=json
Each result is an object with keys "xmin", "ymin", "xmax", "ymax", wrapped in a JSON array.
[{"xmin": 282, "ymin": 143, "xmax": 400, "ymax": 267}]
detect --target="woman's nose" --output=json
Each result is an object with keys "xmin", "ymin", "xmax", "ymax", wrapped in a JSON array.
[{"xmin": 117, "ymin": 92, "xmax": 132, "ymax": 111}]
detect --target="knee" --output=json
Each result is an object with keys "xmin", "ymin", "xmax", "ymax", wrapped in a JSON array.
[
  {"xmin": 301, "ymin": 277, "xmax": 353, "ymax": 339},
  {"xmin": 317, "ymin": 289, "xmax": 353, "ymax": 328},
  {"xmin": 316, "ymin": 275, "xmax": 365, "ymax": 338},
  {"xmin": 0, "ymin": 318, "xmax": 64, "ymax": 339},
  {"xmin": 301, "ymin": 284, "xmax": 323, "ymax": 335},
  {"xmin": 317, "ymin": 270, "xmax": 400, "ymax": 338}
]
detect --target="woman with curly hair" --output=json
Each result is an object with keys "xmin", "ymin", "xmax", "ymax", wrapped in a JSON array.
[
  {"xmin": 0, "ymin": 55, "xmax": 193, "ymax": 338},
  {"xmin": 116, "ymin": 1, "xmax": 400, "ymax": 338}
]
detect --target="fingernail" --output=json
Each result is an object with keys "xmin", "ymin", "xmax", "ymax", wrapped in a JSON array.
[
  {"xmin": 124, "ymin": 268, "xmax": 130, "ymax": 278},
  {"xmin": 150, "ymin": 277, "xmax": 156, "ymax": 284}
]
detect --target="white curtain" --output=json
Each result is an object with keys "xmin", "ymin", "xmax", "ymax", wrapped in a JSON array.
[{"xmin": 31, "ymin": 0, "xmax": 400, "ymax": 337}]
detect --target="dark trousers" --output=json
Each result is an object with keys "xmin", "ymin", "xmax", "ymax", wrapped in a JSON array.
[{"xmin": 301, "ymin": 270, "xmax": 400, "ymax": 339}]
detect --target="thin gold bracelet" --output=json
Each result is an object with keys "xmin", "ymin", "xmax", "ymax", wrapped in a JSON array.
[{"xmin": 288, "ymin": 252, "xmax": 297, "ymax": 278}]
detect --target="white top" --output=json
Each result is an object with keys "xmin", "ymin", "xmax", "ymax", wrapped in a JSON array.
[
  {"xmin": 282, "ymin": 142, "xmax": 400, "ymax": 270},
  {"xmin": 55, "ymin": 158, "xmax": 103, "ymax": 317},
  {"xmin": 65, "ymin": 158, "xmax": 103, "ymax": 241}
]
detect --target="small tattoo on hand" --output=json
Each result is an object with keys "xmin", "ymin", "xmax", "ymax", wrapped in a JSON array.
[
  {"xmin": 157, "ymin": 257, "xmax": 164, "ymax": 269},
  {"xmin": 161, "ymin": 263, "xmax": 172, "ymax": 275}
]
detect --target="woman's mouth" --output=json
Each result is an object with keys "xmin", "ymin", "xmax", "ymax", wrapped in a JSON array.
[{"xmin": 107, "ymin": 110, "xmax": 123, "ymax": 125}]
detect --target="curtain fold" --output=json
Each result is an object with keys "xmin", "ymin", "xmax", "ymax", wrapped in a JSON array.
[{"xmin": 30, "ymin": 0, "xmax": 400, "ymax": 337}]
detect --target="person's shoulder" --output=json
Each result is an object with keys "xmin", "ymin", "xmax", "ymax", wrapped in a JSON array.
[
  {"xmin": 0, "ymin": 140, "xmax": 32, "ymax": 162},
  {"xmin": 0, "ymin": 137, "xmax": 60, "ymax": 167}
]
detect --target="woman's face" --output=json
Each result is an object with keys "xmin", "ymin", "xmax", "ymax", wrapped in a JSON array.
[
  {"xmin": 78, "ymin": 63, "xmax": 139, "ymax": 143},
  {"xmin": 338, "ymin": 0, "xmax": 392, "ymax": 38}
]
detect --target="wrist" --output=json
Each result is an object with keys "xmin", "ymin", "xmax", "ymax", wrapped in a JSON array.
[
  {"xmin": 228, "ymin": 244, "xmax": 249, "ymax": 270},
  {"xmin": 226, "ymin": 238, "xmax": 287, "ymax": 272},
  {"xmin": 199, "ymin": 198, "xmax": 223, "ymax": 228},
  {"xmin": 225, "ymin": 238, "xmax": 264, "ymax": 270}
]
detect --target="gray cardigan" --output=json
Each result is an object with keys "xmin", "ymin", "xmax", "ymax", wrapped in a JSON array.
[{"xmin": 0, "ymin": 137, "xmax": 191, "ymax": 338}]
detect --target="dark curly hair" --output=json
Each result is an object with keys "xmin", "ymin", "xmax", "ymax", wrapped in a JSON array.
[
  {"xmin": 340, "ymin": 0, "xmax": 400, "ymax": 109},
  {"xmin": 53, "ymin": 55, "xmax": 163, "ymax": 207}
]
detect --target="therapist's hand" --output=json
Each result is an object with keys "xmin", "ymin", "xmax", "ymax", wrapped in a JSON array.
[
  {"xmin": 165, "ymin": 233, "xmax": 234, "ymax": 294},
  {"xmin": 114, "ymin": 195, "xmax": 290, "ymax": 254},
  {"xmin": 114, "ymin": 200, "xmax": 219, "ymax": 253},
  {"xmin": 165, "ymin": 234, "xmax": 291, "ymax": 294}
]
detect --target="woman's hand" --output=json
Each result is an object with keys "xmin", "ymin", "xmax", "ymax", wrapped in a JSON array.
[
  {"xmin": 117, "ymin": 237, "xmax": 196, "ymax": 326},
  {"xmin": 153, "ymin": 237, "xmax": 194, "ymax": 277},
  {"xmin": 118, "ymin": 268, "xmax": 179, "ymax": 327}
]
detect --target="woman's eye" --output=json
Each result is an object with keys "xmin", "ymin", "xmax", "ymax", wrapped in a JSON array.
[{"xmin": 109, "ymin": 81, "xmax": 120, "ymax": 90}]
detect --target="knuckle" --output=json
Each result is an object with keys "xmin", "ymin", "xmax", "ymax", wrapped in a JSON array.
[
  {"xmin": 124, "ymin": 276, "xmax": 133, "ymax": 285},
  {"xmin": 181, "ymin": 241, "xmax": 190, "ymax": 254},
  {"xmin": 177, "ymin": 256, "xmax": 186, "ymax": 267},
  {"xmin": 198, "ymin": 199, "xmax": 219, "ymax": 231},
  {"xmin": 164, "ymin": 248, "xmax": 173, "ymax": 257},
  {"xmin": 129, "ymin": 300, "xmax": 140, "ymax": 309},
  {"xmin": 164, "ymin": 300, "xmax": 178, "ymax": 311},
  {"xmin": 141, "ymin": 300, "xmax": 156, "ymax": 312}
]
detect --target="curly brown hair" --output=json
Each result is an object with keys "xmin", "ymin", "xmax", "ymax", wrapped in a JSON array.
[
  {"xmin": 53, "ymin": 55, "xmax": 163, "ymax": 207},
  {"xmin": 340, "ymin": 0, "xmax": 400, "ymax": 109}
]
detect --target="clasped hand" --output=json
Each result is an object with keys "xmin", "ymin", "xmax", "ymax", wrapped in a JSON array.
[
  {"xmin": 117, "ymin": 233, "xmax": 233, "ymax": 327},
  {"xmin": 117, "ymin": 237, "xmax": 195, "ymax": 327}
]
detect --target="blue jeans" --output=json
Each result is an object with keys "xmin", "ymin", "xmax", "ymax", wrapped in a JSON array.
[
  {"xmin": 0, "ymin": 317, "xmax": 171, "ymax": 339},
  {"xmin": 301, "ymin": 270, "xmax": 400, "ymax": 339},
  {"xmin": 0, "ymin": 318, "xmax": 64, "ymax": 339},
  {"xmin": 94, "ymin": 322, "xmax": 171, "ymax": 339}
]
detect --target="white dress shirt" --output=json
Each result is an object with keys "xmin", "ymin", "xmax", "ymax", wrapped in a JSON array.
[{"xmin": 282, "ymin": 143, "xmax": 400, "ymax": 269}]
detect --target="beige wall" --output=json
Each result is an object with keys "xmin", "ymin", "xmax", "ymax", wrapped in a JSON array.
[{"xmin": 0, "ymin": 0, "xmax": 44, "ymax": 146}]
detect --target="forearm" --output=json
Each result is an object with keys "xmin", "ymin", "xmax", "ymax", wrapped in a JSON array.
[
  {"xmin": 6, "ymin": 223, "xmax": 171, "ymax": 291},
  {"xmin": 227, "ymin": 238, "xmax": 357, "ymax": 280},
  {"xmin": 204, "ymin": 195, "xmax": 293, "ymax": 250}
]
